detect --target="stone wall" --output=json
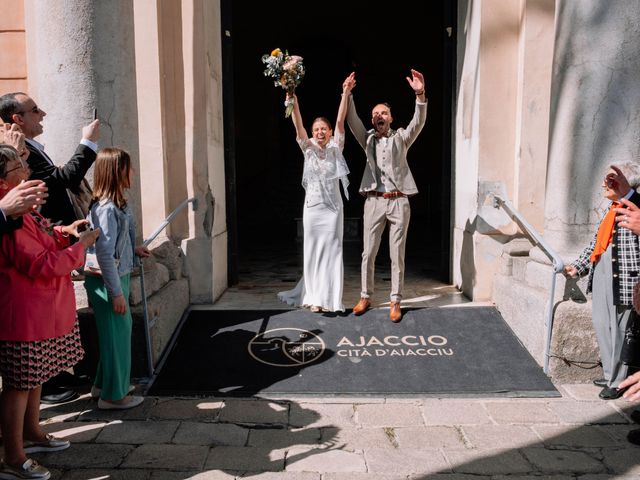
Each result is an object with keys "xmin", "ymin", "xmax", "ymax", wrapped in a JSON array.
[{"xmin": 493, "ymin": 238, "xmax": 601, "ymax": 382}]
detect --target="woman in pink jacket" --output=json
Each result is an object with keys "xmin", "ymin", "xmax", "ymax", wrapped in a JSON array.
[{"xmin": 0, "ymin": 144, "xmax": 100, "ymax": 480}]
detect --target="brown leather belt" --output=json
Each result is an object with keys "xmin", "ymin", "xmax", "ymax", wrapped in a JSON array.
[{"xmin": 367, "ymin": 191, "xmax": 406, "ymax": 199}]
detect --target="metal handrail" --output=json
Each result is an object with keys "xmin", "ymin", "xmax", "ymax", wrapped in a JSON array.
[
  {"xmin": 490, "ymin": 193, "xmax": 564, "ymax": 374},
  {"xmin": 138, "ymin": 197, "xmax": 198, "ymax": 381}
]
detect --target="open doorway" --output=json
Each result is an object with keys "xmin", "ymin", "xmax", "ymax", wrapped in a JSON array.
[{"xmin": 222, "ymin": 0, "xmax": 455, "ymax": 288}]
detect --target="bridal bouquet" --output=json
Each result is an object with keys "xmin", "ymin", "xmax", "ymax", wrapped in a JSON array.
[{"xmin": 262, "ymin": 48, "xmax": 305, "ymax": 117}]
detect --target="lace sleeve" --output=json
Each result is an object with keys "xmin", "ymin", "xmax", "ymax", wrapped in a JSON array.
[
  {"xmin": 334, "ymin": 130, "xmax": 345, "ymax": 151},
  {"xmin": 297, "ymin": 137, "xmax": 311, "ymax": 152}
]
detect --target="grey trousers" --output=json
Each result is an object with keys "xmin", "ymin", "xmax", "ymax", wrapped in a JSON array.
[
  {"xmin": 361, "ymin": 196, "xmax": 410, "ymax": 302},
  {"xmin": 592, "ymin": 247, "xmax": 632, "ymax": 388}
]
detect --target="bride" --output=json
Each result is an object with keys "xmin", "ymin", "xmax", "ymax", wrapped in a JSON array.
[{"xmin": 277, "ymin": 73, "xmax": 354, "ymax": 313}]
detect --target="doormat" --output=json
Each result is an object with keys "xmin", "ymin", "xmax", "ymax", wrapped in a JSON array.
[{"xmin": 147, "ymin": 307, "xmax": 559, "ymax": 398}]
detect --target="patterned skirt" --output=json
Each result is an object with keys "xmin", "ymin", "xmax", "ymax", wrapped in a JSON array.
[{"xmin": 0, "ymin": 322, "xmax": 85, "ymax": 390}]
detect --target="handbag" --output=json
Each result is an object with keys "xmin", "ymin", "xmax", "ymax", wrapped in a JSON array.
[
  {"xmin": 83, "ymin": 252, "xmax": 102, "ymax": 277},
  {"xmin": 83, "ymin": 252, "xmax": 120, "ymax": 277}
]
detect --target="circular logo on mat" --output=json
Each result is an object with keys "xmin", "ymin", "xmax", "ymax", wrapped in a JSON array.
[{"xmin": 248, "ymin": 328, "xmax": 326, "ymax": 367}]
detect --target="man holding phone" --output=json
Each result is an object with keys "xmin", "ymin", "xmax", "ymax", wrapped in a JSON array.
[
  {"xmin": 0, "ymin": 93, "xmax": 100, "ymax": 404},
  {"xmin": 0, "ymin": 93, "xmax": 99, "ymax": 227}
]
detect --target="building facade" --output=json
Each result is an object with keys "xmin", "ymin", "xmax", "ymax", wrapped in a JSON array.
[{"xmin": 3, "ymin": 0, "xmax": 640, "ymax": 378}]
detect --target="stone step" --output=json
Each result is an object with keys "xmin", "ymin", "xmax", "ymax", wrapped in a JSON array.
[{"xmin": 493, "ymin": 272, "xmax": 600, "ymax": 382}]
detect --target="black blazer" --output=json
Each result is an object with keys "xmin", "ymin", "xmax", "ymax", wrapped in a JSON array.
[
  {"xmin": 26, "ymin": 142, "xmax": 97, "ymax": 226},
  {"xmin": 0, "ymin": 212, "xmax": 23, "ymax": 236}
]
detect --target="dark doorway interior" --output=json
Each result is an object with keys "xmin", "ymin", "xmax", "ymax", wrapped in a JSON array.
[{"xmin": 222, "ymin": 0, "xmax": 455, "ymax": 286}]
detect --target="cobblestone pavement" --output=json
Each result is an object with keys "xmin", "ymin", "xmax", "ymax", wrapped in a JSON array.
[{"xmin": 31, "ymin": 383, "xmax": 640, "ymax": 479}]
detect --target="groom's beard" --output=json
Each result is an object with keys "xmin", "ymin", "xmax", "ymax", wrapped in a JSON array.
[{"xmin": 374, "ymin": 126, "xmax": 390, "ymax": 138}]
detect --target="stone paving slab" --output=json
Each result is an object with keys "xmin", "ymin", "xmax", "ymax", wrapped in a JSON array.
[
  {"xmin": 533, "ymin": 424, "xmax": 621, "ymax": 447},
  {"xmin": 95, "ymin": 420, "xmax": 180, "ymax": 444},
  {"xmin": 421, "ymin": 399, "xmax": 493, "ymax": 425},
  {"xmin": 289, "ymin": 403, "xmax": 356, "ymax": 428},
  {"xmin": 285, "ymin": 447, "xmax": 366, "ymax": 473},
  {"xmin": 355, "ymin": 403, "xmax": 425, "ymax": 427},
  {"xmin": 150, "ymin": 471, "xmax": 234, "ymax": 479},
  {"xmin": 460, "ymin": 425, "xmax": 539, "ymax": 449},
  {"xmin": 219, "ymin": 399, "xmax": 289, "ymax": 425},
  {"xmin": 443, "ymin": 448, "xmax": 532, "ymax": 475},
  {"xmin": 601, "ymin": 447, "xmax": 640, "ymax": 475},
  {"xmin": 236, "ymin": 473, "xmax": 319, "ymax": 479},
  {"xmin": 60, "ymin": 468, "xmax": 150, "ymax": 479},
  {"xmin": 282, "ymin": 395, "xmax": 386, "ymax": 404},
  {"xmin": 393, "ymin": 426, "xmax": 467, "ymax": 449},
  {"xmin": 148, "ymin": 398, "xmax": 223, "ymax": 421},
  {"xmin": 490, "ymin": 476, "xmax": 575, "ymax": 480},
  {"xmin": 325, "ymin": 474, "xmax": 411, "ymax": 480},
  {"xmin": 121, "ymin": 444, "xmax": 210, "ymax": 470},
  {"xmin": 38, "ymin": 397, "xmax": 92, "ymax": 422},
  {"xmin": 364, "ymin": 447, "xmax": 450, "ymax": 475},
  {"xmin": 35, "ymin": 443, "xmax": 134, "ymax": 469},
  {"xmin": 173, "ymin": 421, "xmax": 249, "ymax": 446},
  {"xmin": 600, "ymin": 423, "xmax": 640, "ymax": 444},
  {"xmin": 520, "ymin": 446, "xmax": 606, "ymax": 474},
  {"xmin": 547, "ymin": 400, "xmax": 628, "ymax": 424},
  {"xmin": 559, "ymin": 383, "xmax": 605, "ymax": 400},
  {"xmin": 42, "ymin": 419, "xmax": 107, "ymax": 443},
  {"xmin": 412, "ymin": 475, "xmax": 496, "ymax": 480},
  {"xmin": 408, "ymin": 475, "xmax": 494, "ymax": 480},
  {"xmin": 483, "ymin": 401, "xmax": 561, "ymax": 424},
  {"xmin": 581, "ymin": 476, "xmax": 640, "ymax": 480},
  {"xmin": 319, "ymin": 426, "xmax": 393, "ymax": 450},
  {"xmin": 247, "ymin": 426, "xmax": 322, "ymax": 448},
  {"xmin": 204, "ymin": 446, "xmax": 286, "ymax": 472}
]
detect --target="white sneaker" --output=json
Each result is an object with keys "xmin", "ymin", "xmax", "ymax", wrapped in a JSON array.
[
  {"xmin": 23, "ymin": 434, "xmax": 70, "ymax": 454},
  {"xmin": 97, "ymin": 395, "xmax": 144, "ymax": 410},
  {"xmin": 91, "ymin": 384, "xmax": 135, "ymax": 399},
  {"xmin": 0, "ymin": 459, "xmax": 50, "ymax": 479}
]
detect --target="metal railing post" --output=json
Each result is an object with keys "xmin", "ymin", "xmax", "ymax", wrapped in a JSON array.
[
  {"xmin": 490, "ymin": 194, "xmax": 564, "ymax": 374},
  {"xmin": 544, "ymin": 271, "xmax": 558, "ymax": 373},
  {"xmin": 137, "ymin": 197, "xmax": 198, "ymax": 382}
]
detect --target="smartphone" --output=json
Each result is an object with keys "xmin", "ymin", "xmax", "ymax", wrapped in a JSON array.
[
  {"xmin": 93, "ymin": 108, "xmax": 98, "ymax": 121},
  {"xmin": 78, "ymin": 223, "xmax": 91, "ymax": 233}
]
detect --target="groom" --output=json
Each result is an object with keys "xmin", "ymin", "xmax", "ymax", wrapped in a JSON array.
[{"xmin": 343, "ymin": 69, "xmax": 427, "ymax": 323}]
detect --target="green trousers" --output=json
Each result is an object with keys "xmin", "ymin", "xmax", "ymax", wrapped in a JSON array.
[{"xmin": 85, "ymin": 274, "xmax": 132, "ymax": 401}]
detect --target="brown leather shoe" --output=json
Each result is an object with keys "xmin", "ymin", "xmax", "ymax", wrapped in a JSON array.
[
  {"xmin": 390, "ymin": 302, "xmax": 402, "ymax": 323},
  {"xmin": 352, "ymin": 297, "xmax": 371, "ymax": 315}
]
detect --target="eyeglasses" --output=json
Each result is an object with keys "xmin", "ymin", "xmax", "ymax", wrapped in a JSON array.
[
  {"xmin": 16, "ymin": 105, "xmax": 42, "ymax": 115},
  {"xmin": 5, "ymin": 159, "xmax": 28, "ymax": 175}
]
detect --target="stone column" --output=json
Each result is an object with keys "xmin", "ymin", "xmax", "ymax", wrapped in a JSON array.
[
  {"xmin": 545, "ymin": 0, "xmax": 640, "ymax": 255},
  {"xmin": 180, "ymin": 0, "xmax": 227, "ymax": 302},
  {"xmin": 23, "ymin": 0, "xmax": 141, "ymax": 219}
]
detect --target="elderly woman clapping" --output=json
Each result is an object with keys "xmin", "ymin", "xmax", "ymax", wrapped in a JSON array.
[{"xmin": 0, "ymin": 144, "xmax": 100, "ymax": 479}]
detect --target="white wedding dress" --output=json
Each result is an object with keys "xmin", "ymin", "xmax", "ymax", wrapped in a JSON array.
[{"xmin": 278, "ymin": 131, "xmax": 349, "ymax": 312}]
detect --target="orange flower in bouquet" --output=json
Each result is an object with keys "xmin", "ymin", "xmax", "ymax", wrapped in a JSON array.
[{"xmin": 262, "ymin": 48, "xmax": 305, "ymax": 117}]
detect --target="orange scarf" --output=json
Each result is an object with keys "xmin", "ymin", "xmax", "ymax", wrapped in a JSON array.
[{"xmin": 590, "ymin": 202, "xmax": 620, "ymax": 264}]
